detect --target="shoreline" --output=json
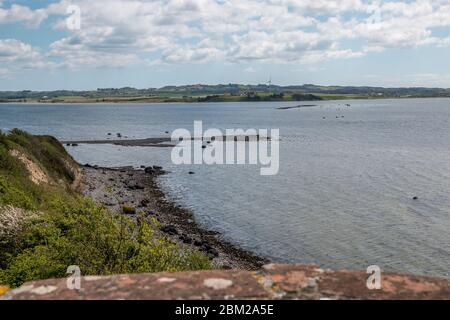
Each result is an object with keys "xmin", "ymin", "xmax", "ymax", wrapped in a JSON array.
[
  {"xmin": 2, "ymin": 96, "xmax": 450, "ymax": 105},
  {"xmin": 80, "ymin": 164, "xmax": 267, "ymax": 270}
]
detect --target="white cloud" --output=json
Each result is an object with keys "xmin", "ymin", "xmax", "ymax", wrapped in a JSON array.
[
  {"xmin": 287, "ymin": 0, "xmax": 367, "ymax": 14},
  {"xmin": 0, "ymin": 39, "xmax": 41, "ymax": 62},
  {"xmin": 0, "ymin": 39, "xmax": 55, "ymax": 76},
  {"xmin": 1, "ymin": 0, "xmax": 450, "ymax": 69},
  {"xmin": 0, "ymin": 4, "xmax": 47, "ymax": 28}
]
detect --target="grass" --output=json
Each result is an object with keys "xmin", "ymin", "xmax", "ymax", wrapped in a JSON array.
[
  {"xmin": 314, "ymin": 93, "xmax": 377, "ymax": 100},
  {"xmin": 0, "ymin": 130, "xmax": 211, "ymax": 287}
]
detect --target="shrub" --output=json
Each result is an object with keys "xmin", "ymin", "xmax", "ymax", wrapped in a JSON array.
[
  {"xmin": 0, "ymin": 130, "xmax": 8, "ymax": 147},
  {"xmin": 0, "ymin": 146, "xmax": 17, "ymax": 172},
  {"xmin": 122, "ymin": 205, "xmax": 136, "ymax": 215},
  {"xmin": 0, "ymin": 205, "xmax": 36, "ymax": 247},
  {"xmin": 0, "ymin": 205, "xmax": 37, "ymax": 269},
  {"xmin": 0, "ymin": 198, "xmax": 211, "ymax": 287},
  {"xmin": 0, "ymin": 176, "xmax": 36, "ymax": 210}
]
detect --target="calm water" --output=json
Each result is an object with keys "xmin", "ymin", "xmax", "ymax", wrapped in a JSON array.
[{"xmin": 1, "ymin": 99, "xmax": 449, "ymax": 277}]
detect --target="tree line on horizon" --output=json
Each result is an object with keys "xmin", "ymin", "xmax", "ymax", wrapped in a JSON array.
[{"xmin": 1, "ymin": 84, "xmax": 450, "ymax": 101}]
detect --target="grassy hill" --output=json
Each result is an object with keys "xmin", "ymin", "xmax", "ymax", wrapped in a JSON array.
[
  {"xmin": 2, "ymin": 84, "xmax": 450, "ymax": 103},
  {"xmin": 0, "ymin": 130, "xmax": 210, "ymax": 288}
]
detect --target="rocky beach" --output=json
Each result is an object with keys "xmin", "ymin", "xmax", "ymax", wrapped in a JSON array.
[{"xmin": 80, "ymin": 164, "xmax": 267, "ymax": 270}]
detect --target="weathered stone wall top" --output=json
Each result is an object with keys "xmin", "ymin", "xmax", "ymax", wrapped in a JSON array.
[{"xmin": 2, "ymin": 264, "xmax": 449, "ymax": 300}]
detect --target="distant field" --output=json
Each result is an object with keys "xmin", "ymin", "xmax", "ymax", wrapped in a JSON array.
[
  {"xmin": 2, "ymin": 84, "xmax": 450, "ymax": 103},
  {"xmin": 1, "ymin": 93, "xmax": 324, "ymax": 103}
]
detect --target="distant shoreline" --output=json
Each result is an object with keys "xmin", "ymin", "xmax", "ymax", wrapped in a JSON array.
[
  {"xmin": 2, "ymin": 84, "xmax": 450, "ymax": 104},
  {"xmin": 2, "ymin": 96, "xmax": 450, "ymax": 105},
  {"xmin": 0, "ymin": 94, "xmax": 322, "ymax": 104}
]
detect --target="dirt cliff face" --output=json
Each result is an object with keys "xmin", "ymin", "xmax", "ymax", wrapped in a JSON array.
[{"xmin": 3, "ymin": 264, "xmax": 449, "ymax": 300}]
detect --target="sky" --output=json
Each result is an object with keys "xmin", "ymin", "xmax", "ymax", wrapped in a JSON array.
[{"xmin": 0, "ymin": 0, "xmax": 450, "ymax": 90}]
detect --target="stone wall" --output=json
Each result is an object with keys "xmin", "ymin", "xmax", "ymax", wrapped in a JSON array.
[{"xmin": 2, "ymin": 264, "xmax": 449, "ymax": 300}]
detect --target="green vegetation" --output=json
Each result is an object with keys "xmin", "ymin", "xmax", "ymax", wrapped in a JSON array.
[
  {"xmin": 122, "ymin": 205, "xmax": 136, "ymax": 215},
  {"xmin": 2, "ymin": 83, "xmax": 449, "ymax": 103},
  {"xmin": 0, "ymin": 130, "xmax": 211, "ymax": 288}
]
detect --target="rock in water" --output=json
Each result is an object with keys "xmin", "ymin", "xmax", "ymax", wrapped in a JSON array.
[{"xmin": 144, "ymin": 167, "xmax": 155, "ymax": 174}]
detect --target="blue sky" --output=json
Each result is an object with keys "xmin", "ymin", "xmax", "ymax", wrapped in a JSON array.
[{"xmin": 1, "ymin": 0, "xmax": 450, "ymax": 90}]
